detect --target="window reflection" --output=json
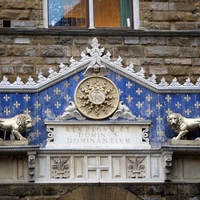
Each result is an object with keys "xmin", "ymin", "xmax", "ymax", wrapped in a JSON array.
[
  {"xmin": 64, "ymin": 0, "xmax": 86, "ymax": 27},
  {"xmin": 48, "ymin": 0, "xmax": 132, "ymax": 28},
  {"xmin": 48, "ymin": 0, "xmax": 86, "ymax": 27}
]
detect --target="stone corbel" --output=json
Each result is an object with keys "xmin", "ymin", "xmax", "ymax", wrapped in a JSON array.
[
  {"xmin": 27, "ymin": 151, "xmax": 37, "ymax": 182},
  {"xmin": 162, "ymin": 151, "xmax": 173, "ymax": 182}
]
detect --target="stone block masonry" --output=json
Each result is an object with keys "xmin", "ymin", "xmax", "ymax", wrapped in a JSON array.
[
  {"xmin": 0, "ymin": 0, "xmax": 199, "ymax": 30},
  {"xmin": 140, "ymin": 0, "xmax": 200, "ymax": 30},
  {"xmin": 0, "ymin": 0, "xmax": 42, "ymax": 28},
  {"xmin": 0, "ymin": 33, "xmax": 199, "ymax": 85},
  {"xmin": 0, "ymin": 184, "xmax": 199, "ymax": 200}
]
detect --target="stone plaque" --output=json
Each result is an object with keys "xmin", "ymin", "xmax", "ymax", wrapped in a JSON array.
[
  {"xmin": 45, "ymin": 121, "xmax": 151, "ymax": 149},
  {"xmin": 74, "ymin": 76, "xmax": 119, "ymax": 119}
]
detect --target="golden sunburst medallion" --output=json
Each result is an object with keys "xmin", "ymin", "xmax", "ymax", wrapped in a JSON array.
[{"xmin": 74, "ymin": 76, "xmax": 119, "ymax": 119}]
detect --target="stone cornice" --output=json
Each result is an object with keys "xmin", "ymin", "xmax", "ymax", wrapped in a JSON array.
[
  {"xmin": 38, "ymin": 149, "xmax": 161, "ymax": 155},
  {"xmin": 44, "ymin": 120, "xmax": 152, "ymax": 125},
  {"xmin": 0, "ymin": 28, "xmax": 200, "ymax": 37},
  {"xmin": 161, "ymin": 145, "xmax": 200, "ymax": 154},
  {"xmin": 0, "ymin": 145, "xmax": 40, "ymax": 153},
  {"xmin": 0, "ymin": 145, "xmax": 199, "ymax": 154},
  {"xmin": 0, "ymin": 182, "xmax": 198, "ymax": 186}
]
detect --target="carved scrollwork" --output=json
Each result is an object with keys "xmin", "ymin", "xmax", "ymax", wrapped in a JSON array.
[
  {"xmin": 47, "ymin": 127, "xmax": 54, "ymax": 142},
  {"xmin": 59, "ymin": 101, "xmax": 86, "ymax": 120},
  {"xmin": 110, "ymin": 101, "xmax": 136, "ymax": 120},
  {"xmin": 142, "ymin": 128, "xmax": 150, "ymax": 142}
]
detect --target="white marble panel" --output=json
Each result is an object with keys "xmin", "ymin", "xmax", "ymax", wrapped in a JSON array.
[
  {"xmin": 45, "ymin": 121, "xmax": 151, "ymax": 149},
  {"xmin": 150, "ymin": 157, "xmax": 160, "ymax": 178},
  {"xmin": 32, "ymin": 153, "xmax": 166, "ymax": 183},
  {"xmin": 0, "ymin": 156, "xmax": 16, "ymax": 181},
  {"xmin": 112, "ymin": 156, "xmax": 123, "ymax": 179},
  {"xmin": 17, "ymin": 158, "xmax": 27, "ymax": 180},
  {"xmin": 74, "ymin": 156, "xmax": 85, "ymax": 179},
  {"xmin": 36, "ymin": 156, "xmax": 48, "ymax": 181},
  {"xmin": 172, "ymin": 158, "xmax": 182, "ymax": 180},
  {"xmin": 183, "ymin": 158, "xmax": 200, "ymax": 179}
]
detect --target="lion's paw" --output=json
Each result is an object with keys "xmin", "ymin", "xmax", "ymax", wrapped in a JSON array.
[{"xmin": 20, "ymin": 137, "xmax": 27, "ymax": 141}]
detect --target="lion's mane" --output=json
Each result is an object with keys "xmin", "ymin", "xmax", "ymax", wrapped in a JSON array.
[
  {"xmin": 15, "ymin": 114, "xmax": 31, "ymax": 133},
  {"xmin": 167, "ymin": 113, "xmax": 184, "ymax": 133}
]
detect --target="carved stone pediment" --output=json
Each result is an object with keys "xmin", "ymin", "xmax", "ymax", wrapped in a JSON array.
[{"xmin": 0, "ymin": 38, "xmax": 199, "ymax": 94}]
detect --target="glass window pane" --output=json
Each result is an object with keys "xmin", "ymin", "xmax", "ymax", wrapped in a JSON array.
[
  {"xmin": 48, "ymin": 0, "xmax": 87, "ymax": 27},
  {"xmin": 94, "ymin": 0, "xmax": 120, "ymax": 27},
  {"xmin": 94, "ymin": 0, "xmax": 131, "ymax": 28},
  {"xmin": 119, "ymin": 0, "xmax": 131, "ymax": 27}
]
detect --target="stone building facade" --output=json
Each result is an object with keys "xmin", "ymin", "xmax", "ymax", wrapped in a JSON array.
[{"xmin": 0, "ymin": 0, "xmax": 200, "ymax": 200}]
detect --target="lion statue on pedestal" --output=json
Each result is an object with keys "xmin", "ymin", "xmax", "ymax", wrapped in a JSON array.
[
  {"xmin": 167, "ymin": 113, "xmax": 200, "ymax": 140},
  {"xmin": 0, "ymin": 114, "xmax": 32, "ymax": 141}
]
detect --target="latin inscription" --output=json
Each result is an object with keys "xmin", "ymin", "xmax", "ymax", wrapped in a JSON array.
[
  {"xmin": 45, "ymin": 122, "xmax": 151, "ymax": 149},
  {"xmin": 66, "ymin": 126, "xmax": 131, "ymax": 144}
]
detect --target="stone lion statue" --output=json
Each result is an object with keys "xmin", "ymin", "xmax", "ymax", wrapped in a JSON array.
[
  {"xmin": 167, "ymin": 113, "xmax": 200, "ymax": 140},
  {"xmin": 0, "ymin": 114, "xmax": 32, "ymax": 141}
]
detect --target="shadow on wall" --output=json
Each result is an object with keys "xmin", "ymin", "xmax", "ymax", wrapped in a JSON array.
[{"xmin": 59, "ymin": 185, "xmax": 141, "ymax": 200}]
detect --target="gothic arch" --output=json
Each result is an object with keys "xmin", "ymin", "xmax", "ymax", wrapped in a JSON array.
[{"xmin": 59, "ymin": 185, "xmax": 141, "ymax": 200}]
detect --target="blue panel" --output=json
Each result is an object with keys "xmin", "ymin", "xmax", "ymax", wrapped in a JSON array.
[{"xmin": 1, "ymin": 69, "xmax": 200, "ymax": 148}]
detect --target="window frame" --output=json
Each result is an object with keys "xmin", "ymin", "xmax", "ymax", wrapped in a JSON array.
[{"xmin": 43, "ymin": 0, "xmax": 140, "ymax": 29}]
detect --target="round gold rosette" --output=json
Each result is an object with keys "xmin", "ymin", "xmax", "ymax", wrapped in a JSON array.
[{"xmin": 74, "ymin": 76, "xmax": 119, "ymax": 119}]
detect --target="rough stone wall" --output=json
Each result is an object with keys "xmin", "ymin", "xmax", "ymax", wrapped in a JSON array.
[
  {"xmin": 140, "ymin": 0, "xmax": 200, "ymax": 30},
  {"xmin": 0, "ymin": 0, "xmax": 199, "ymax": 30},
  {"xmin": 0, "ymin": 35, "xmax": 199, "ymax": 85},
  {"xmin": 0, "ymin": 0, "xmax": 43, "ymax": 28},
  {"xmin": 0, "ymin": 184, "xmax": 200, "ymax": 200},
  {"xmin": 0, "ymin": 0, "xmax": 198, "ymax": 83}
]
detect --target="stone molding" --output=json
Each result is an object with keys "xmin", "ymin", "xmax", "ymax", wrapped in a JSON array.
[
  {"xmin": 1, "ymin": 146, "xmax": 200, "ymax": 154},
  {"xmin": 0, "ymin": 145, "xmax": 40, "ymax": 153},
  {"xmin": 0, "ymin": 28, "xmax": 199, "ymax": 37},
  {"xmin": 1, "ymin": 146, "xmax": 200, "ymax": 183}
]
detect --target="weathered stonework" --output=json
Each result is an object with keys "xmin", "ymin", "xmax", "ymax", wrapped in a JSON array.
[
  {"xmin": 0, "ymin": 32, "xmax": 198, "ymax": 84},
  {"xmin": 0, "ymin": 0, "xmax": 199, "ymax": 199}
]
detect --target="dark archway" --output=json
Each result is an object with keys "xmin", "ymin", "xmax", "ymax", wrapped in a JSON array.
[{"xmin": 59, "ymin": 185, "xmax": 141, "ymax": 200}]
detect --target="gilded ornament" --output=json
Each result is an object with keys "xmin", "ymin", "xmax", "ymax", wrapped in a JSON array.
[{"xmin": 74, "ymin": 76, "xmax": 119, "ymax": 119}]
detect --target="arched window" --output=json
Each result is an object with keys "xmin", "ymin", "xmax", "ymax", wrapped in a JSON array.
[{"xmin": 44, "ymin": 0, "xmax": 139, "ymax": 29}]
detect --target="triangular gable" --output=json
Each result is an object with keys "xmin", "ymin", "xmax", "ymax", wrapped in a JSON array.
[
  {"xmin": 0, "ymin": 37, "xmax": 199, "ymax": 93},
  {"xmin": 0, "ymin": 38, "xmax": 199, "ymax": 148}
]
